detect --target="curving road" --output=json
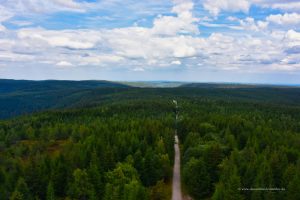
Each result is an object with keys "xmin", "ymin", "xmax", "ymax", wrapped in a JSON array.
[{"xmin": 172, "ymin": 135, "xmax": 182, "ymax": 200}]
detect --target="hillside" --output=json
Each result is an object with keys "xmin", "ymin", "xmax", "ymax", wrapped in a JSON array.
[
  {"xmin": 1, "ymin": 80, "xmax": 300, "ymax": 120},
  {"xmin": 0, "ymin": 80, "xmax": 130, "ymax": 119},
  {"xmin": 0, "ymin": 79, "xmax": 129, "ymax": 94}
]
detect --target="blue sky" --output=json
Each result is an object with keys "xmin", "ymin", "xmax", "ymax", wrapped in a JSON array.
[{"xmin": 0, "ymin": 0, "xmax": 300, "ymax": 83}]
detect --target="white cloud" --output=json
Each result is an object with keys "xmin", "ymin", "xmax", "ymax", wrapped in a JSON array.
[
  {"xmin": 0, "ymin": 0, "xmax": 90, "ymax": 15},
  {"xmin": 172, "ymin": 1, "xmax": 194, "ymax": 14},
  {"xmin": 203, "ymin": 0, "xmax": 250, "ymax": 16},
  {"xmin": 56, "ymin": 61, "xmax": 73, "ymax": 67},
  {"xmin": 151, "ymin": 1, "xmax": 199, "ymax": 36},
  {"xmin": 239, "ymin": 17, "xmax": 269, "ymax": 31},
  {"xmin": 231, "ymin": 12, "xmax": 300, "ymax": 33},
  {"xmin": 203, "ymin": 0, "xmax": 300, "ymax": 16},
  {"xmin": 249, "ymin": 0, "xmax": 300, "ymax": 13},
  {"xmin": 0, "ymin": 1, "xmax": 201, "ymax": 69},
  {"xmin": 0, "ymin": 24, "xmax": 6, "ymax": 32},
  {"xmin": 0, "ymin": 5, "xmax": 14, "ymax": 31},
  {"xmin": 9, "ymin": 20, "xmax": 33, "ymax": 27},
  {"xmin": 264, "ymin": 1, "xmax": 300, "ymax": 12},
  {"xmin": 2, "ymin": 21, "xmax": 298, "ymax": 73},
  {"xmin": 285, "ymin": 30, "xmax": 300, "ymax": 41},
  {"xmin": 51, "ymin": 0, "xmax": 82, "ymax": 9},
  {"xmin": 284, "ymin": 30, "xmax": 300, "ymax": 48},
  {"xmin": 0, "ymin": 39, "xmax": 15, "ymax": 50},
  {"xmin": 0, "ymin": 5, "xmax": 13, "ymax": 22},
  {"xmin": 0, "ymin": 51, "xmax": 35, "ymax": 62},
  {"xmin": 78, "ymin": 54, "xmax": 124, "ymax": 66},
  {"xmin": 227, "ymin": 16, "xmax": 239, "ymax": 21},
  {"xmin": 98, "ymin": 1, "xmax": 200, "ymax": 60},
  {"xmin": 102, "ymin": 27, "xmax": 200, "ymax": 60},
  {"xmin": 267, "ymin": 13, "xmax": 300, "ymax": 25},
  {"xmin": 171, "ymin": 60, "xmax": 182, "ymax": 65},
  {"xmin": 17, "ymin": 28, "xmax": 101, "ymax": 49},
  {"xmin": 132, "ymin": 67, "xmax": 145, "ymax": 72},
  {"xmin": 0, "ymin": 0, "xmax": 299, "ymax": 75}
]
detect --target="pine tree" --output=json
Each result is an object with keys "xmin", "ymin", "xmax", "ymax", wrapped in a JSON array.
[
  {"xmin": 286, "ymin": 160, "xmax": 300, "ymax": 200},
  {"xmin": 10, "ymin": 178, "xmax": 31, "ymax": 200},
  {"xmin": 123, "ymin": 180, "xmax": 147, "ymax": 200},
  {"xmin": 0, "ymin": 168, "xmax": 8, "ymax": 200},
  {"xmin": 212, "ymin": 183, "xmax": 225, "ymax": 200},
  {"xmin": 68, "ymin": 168, "xmax": 96, "ymax": 200},
  {"xmin": 10, "ymin": 191, "xmax": 23, "ymax": 200},
  {"xmin": 104, "ymin": 163, "xmax": 145, "ymax": 200},
  {"xmin": 251, "ymin": 157, "xmax": 274, "ymax": 200},
  {"xmin": 286, "ymin": 175, "xmax": 300, "ymax": 200},
  {"xmin": 219, "ymin": 159, "xmax": 244, "ymax": 200},
  {"xmin": 46, "ymin": 181, "xmax": 55, "ymax": 200},
  {"xmin": 52, "ymin": 155, "xmax": 68, "ymax": 197},
  {"xmin": 87, "ymin": 151, "xmax": 104, "ymax": 199},
  {"xmin": 150, "ymin": 180, "xmax": 168, "ymax": 200},
  {"xmin": 183, "ymin": 158, "xmax": 211, "ymax": 199}
]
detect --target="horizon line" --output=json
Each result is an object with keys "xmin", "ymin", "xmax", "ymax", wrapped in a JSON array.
[{"xmin": 1, "ymin": 78, "xmax": 300, "ymax": 86}]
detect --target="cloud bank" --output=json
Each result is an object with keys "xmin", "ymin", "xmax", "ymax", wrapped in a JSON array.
[{"xmin": 0, "ymin": 0, "xmax": 299, "ymax": 81}]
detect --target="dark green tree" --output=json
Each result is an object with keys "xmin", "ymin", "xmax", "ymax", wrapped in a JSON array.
[
  {"xmin": 68, "ymin": 168, "xmax": 96, "ymax": 200},
  {"xmin": 46, "ymin": 181, "xmax": 55, "ymax": 200},
  {"xmin": 219, "ymin": 159, "xmax": 243, "ymax": 200},
  {"xmin": 87, "ymin": 151, "xmax": 104, "ymax": 199},
  {"xmin": 183, "ymin": 158, "xmax": 211, "ymax": 199},
  {"xmin": 10, "ymin": 177, "xmax": 31, "ymax": 200}
]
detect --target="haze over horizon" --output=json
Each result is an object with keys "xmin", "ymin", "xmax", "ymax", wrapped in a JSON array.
[{"xmin": 1, "ymin": 0, "xmax": 300, "ymax": 83}]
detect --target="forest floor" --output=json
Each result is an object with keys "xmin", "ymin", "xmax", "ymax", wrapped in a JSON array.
[{"xmin": 172, "ymin": 135, "xmax": 182, "ymax": 200}]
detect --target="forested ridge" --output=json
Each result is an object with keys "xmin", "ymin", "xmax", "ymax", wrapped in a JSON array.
[
  {"xmin": 1, "ymin": 79, "xmax": 300, "ymax": 120},
  {"xmin": 0, "ymin": 82, "xmax": 300, "ymax": 199}
]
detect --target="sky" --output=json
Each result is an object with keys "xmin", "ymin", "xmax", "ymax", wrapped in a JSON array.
[{"xmin": 0, "ymin": 0, "xmax": 300, "ymax": 83}]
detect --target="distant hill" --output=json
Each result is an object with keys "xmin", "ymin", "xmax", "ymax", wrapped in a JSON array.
[
  {"xmin": 0, "ymin": 79, "xmax": 129, "ymax": 94},
  {"xmin": 1, "ymin": 80, "xmax": 300, "ymax": 119},
  {"xmin": 180, "ymin": 82, "xmax": 300, "ymax": 88},
  {"xmin": 120, "ymin": 81, "xmax": 185, "ymax": 88},
  {"xmin": 0, "ymin": 79, "xmax": 130, "ymax": 119}
]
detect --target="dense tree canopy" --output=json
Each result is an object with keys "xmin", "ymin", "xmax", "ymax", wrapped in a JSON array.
[
  {"xmin": 178, "ymin": 98, "xmax": 300, "ymax": 200},
  {"xmin": 1, "ymin": 86, "xmax": 300, "ymax": 199},
  {"xmin": 0, "ymin": 100, "xmax": 174, "ymax": 200}
]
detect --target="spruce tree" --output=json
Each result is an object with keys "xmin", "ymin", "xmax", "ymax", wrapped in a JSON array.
[{"xmin": 46, "ymin": 181, "xmax": 55, "ymax": 200}]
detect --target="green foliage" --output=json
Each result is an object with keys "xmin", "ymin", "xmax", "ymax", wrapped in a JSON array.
[
  {"xmin": 183, "ymin": 158, "xmax": 211, "ymax": 199},
  {"xmin": 150, "ymin": 180, "xmax": 170, "ymax": 200},
  {"xmin": 287, "ymin": 174, "xmax": 300, "ymax": 200},
  {"xmin": 10, "ymin": 178, "xmax": 31, "ymax": 200},
  {"xmin": 179, "ymin": 95, "xmax": 300, "ymax": 199},
  {"xmin": 104, "ymin": 163, "xmax": 147, "ymax": 200},
  {"xmin": 46, "ymin": 181, "xmax": 55, "ymax": 200},
  {"xmin": 68, "ymin": 168, "xmax": 96, "ymax": 200},
  {"xmin": 9, "ymin": 191, "xmax": 23, "ymax": 200},
  {"xmin": 0, "ymin": 100, "xmax": 174, "ymax": 200},
  {"xmin": 220, "ymin": 161, "xmax": 243, "ymax": 200},
  {"xmin": 286, "ymin": 160, "xmax": 300, "ymax": 200}
]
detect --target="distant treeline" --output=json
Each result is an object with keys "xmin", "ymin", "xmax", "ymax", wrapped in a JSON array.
[{"xmin": 1, "ymin": 79, "xmax": 300, "ymax": 119}]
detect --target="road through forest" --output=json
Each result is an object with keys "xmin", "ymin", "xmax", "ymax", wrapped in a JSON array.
[{"xmin": 172, "ymin": 135, "xmax": 182, "ymax": 200}]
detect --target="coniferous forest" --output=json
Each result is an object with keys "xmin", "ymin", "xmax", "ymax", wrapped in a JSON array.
[
  {"xmin": 0, "ymin": 80, "xmax": 300, "ymax": 200},
  {"xmin": 1, "ymin": 0, "xmax": 300, "ymax": 199}
]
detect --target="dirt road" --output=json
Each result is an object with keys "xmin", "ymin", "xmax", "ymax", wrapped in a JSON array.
[{"xmin": 172, "ymin": 135, "xmax": 182, "ymax": 200}]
